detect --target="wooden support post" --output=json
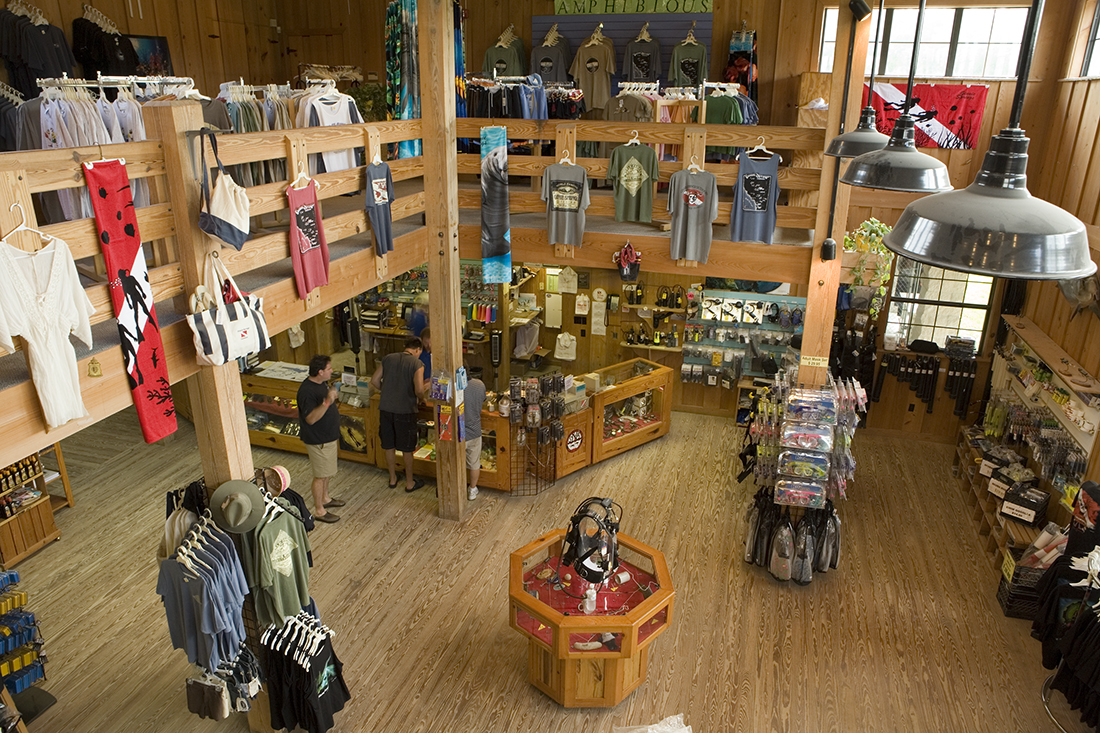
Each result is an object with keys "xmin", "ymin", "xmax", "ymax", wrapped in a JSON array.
[
  {"xmin": 419, "ymin": 0, "xmax": 466, "ymax": 521},
  {"xmin": 800, "ymin": 10, "xmax": 870, "ymax": 386},
  {"xmin": 147, "ymin": 102, "xmax": 255, "ymax": 489}
]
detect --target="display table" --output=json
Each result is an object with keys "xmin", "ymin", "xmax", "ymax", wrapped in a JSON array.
[
  {"xmin": 590, "ymin": 359, "xmax": 673, "ymax": 464},
  {"xmin": 508, "ymin": 529, "xmax": 674, "ymax": 707}
]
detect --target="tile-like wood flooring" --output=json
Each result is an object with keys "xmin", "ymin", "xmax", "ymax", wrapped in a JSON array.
[{"xmin": 16, "ymin": 408, "xmax": 1086, "ymax": 732}]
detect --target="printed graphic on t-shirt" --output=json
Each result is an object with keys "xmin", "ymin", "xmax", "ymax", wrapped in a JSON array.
[
  {"xmin": 742, "ymin": 173, "xmax": 772, "ymax": 212},
  {"xmin": 317, "ymin": 655, "xmax": 336, "ymax": 696},
  {"xmin": 371, "ymin": 178, "xmax": 389, "ymax": 205},
  {"xmin": 495, "ymin": 59, "xmax": 508, "ymax": 73},
  {"xmin": 683, "ymin": 187, "xmax": 706, "ymax": 207},
  {"xmin": 294, "ymin": 203, "xmax": 320, "ymax": 254},
  {"xmin": 271, "ymin": 529, "xmax": 299, "ymax": 577},
  {"xmin": 551, "ymin": 180, "xmax": 581, "ymax": 212},
  {"xmin": 619, "ymin": 157, "xmax": 649, "ymax": 196},
  {"xmin": 538, "ymin": 57, "xmax": 555, "ymax": 76},
  {"xmin": 585, "ymin": 57, "xmax": 601, "ymax": 73},
  {"xmin": 680, "ymin": 58, "xmax": 700, "ymax": 83},
  {"xmin": 632, "ymin": 52, "xmax": 651, "ymax": 79}
]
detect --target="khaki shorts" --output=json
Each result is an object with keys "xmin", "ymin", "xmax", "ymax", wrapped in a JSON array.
[
  {"xmin": 465, "ymin": 435, "xmax": 482, "ymax": 471},
  {"xmin": 305, "ymin": 440, "xmax": 338, "ymax": 478}
]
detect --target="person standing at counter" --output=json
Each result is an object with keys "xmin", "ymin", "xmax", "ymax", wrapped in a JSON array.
[
  {"xmin": 297, "ymin": 354, "xmax": 345, "ymax": 523},
  {"xmin": 418, "ymin": 328, "xmax": 432, "ymax": 377},
  {"xmin": 464, "ymin": 375, "xmax": 486, "ymax": 502},
  {"xmin": 371, "ymin": 337, "xmax": 427, "ymax": 492}
]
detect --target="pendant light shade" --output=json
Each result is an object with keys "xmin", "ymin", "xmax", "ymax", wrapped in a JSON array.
[
  {"xmin": 826, "ymin": 107, "xmax": 890, "ymax": 158},
  {"xmin": 839, "ymin": 115, "xmax": 952, "ymax": 191},
  {"xmin": 827, "ymin": 0, "xmax": 890, "ymax": 158},
  {"xmin": 882, "ymin": 0, "xmax": 1096, "ymax": 279},
  {"xmin": 839, "ymin": 0, "xmax": 953, "ymax": 192}
]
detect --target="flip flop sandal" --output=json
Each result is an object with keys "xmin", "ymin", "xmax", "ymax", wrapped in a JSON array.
[{"xmin": 405, "ymin": 478, "xmax": 426, "ymax": 493}]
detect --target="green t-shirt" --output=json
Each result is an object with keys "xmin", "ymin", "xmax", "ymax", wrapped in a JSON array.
[
  {"xmin": 669, "ymin": 42, "xmax": 708, "ymax": 87},
  {"xmin": 609, "ymin": 144, "xmax": 659, "ymax": 223},
  {"xmin": 256, "ymin": 510, "xmax": 312, "ymax": 627},
  {"xmin": 705, "ymin": 95, "xmax": 744, "ymax": 156}
]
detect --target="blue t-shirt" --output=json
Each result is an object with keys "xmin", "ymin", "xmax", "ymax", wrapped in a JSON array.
[{"xmin": 420, "ymin": 350, "xmax": 431, "ymax": 377}]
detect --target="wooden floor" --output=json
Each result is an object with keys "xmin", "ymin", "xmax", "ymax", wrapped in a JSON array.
[{"xmin": 15, "ymin": 407, "xmax": 1088, "ymax": 732}]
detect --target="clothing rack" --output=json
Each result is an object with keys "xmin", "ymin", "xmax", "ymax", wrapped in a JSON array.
[
  {"xmin": 619, "ymin": 82, "xmax": 660, "ymax": 94},
  {"xmin": 296, "ymin": 63, "xmax": 362, "ymax": 85},
  {"xmin": 1041, "ymin": 545, "xmax": 1100, "ymax": 733},
  {"xmin": 0, "ymin": 81, "xmax": 24, "ymax": 105},
  {"xmin": 7, "ymin": 0, "xmax": 47, "ymax": 25},
  {"xmin": 82, "ymin": 3, "xmax": 119, "ymax": 34},
  {"xmin": 37, "ymin": 72, "xmax": 196, "ymax": 91}
]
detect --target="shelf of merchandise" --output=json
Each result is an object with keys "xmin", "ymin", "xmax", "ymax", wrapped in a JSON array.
[
  {"xmin": 952, "ymin": 425, "xmax": 1045, "ymax": 572},
  {"xmin": 619, "ymin": 342, "xmax": 683, "ymax": 353},
  {"xmin": 1002, "ymin": 315, "xmax": 1099, "ymax": 455},
  {"xmin": 622, "ymin": 304, "xmax": 687, "ymax": 314},
  {"xmin": 0, "ymin": 452, "xmax": 63, "ymax": 568}
]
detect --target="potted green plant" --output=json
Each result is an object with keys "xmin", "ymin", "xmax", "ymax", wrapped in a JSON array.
[{"xmin": 843, "ymin": 217, "xmax": 894, "ymax": 320}]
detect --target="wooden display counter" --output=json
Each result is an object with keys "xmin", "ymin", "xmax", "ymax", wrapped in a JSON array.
[
  {"xmin": 242, "ymin": 369, "xmax": 377, "ymax": 466},
  {"xmin": 509, "ymin": 529, "xmax": 674, "ymax": 708},
  {"xmin": 589, "ymin": 359, "xmax": 674, "ymax": 465},
  {"xmin": 367, "ymin": 395, "xmax": 511, "ymax": 492}
]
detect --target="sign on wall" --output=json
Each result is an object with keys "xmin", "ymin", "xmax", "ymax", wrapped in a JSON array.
[{"xmin": 555, "ymin": 0, "xmax": 712, "ymax": 13}]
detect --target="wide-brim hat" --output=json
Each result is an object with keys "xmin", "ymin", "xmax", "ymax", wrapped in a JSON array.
[{"xmin": 210, "ymin": 479, "xmax": 265, "ymax": 534}]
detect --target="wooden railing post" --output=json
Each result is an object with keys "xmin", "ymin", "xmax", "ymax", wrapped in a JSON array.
[
  {"xmin": 800, "ymin": 10, "xmax": 870, "ymax": 386},
  {"xmin": 146, "ymin": 101, "xmax": 255, "ymax": 490},
  {"xmin": 419, "ymin": 0, "xmax": 466, "ymax": 521}
]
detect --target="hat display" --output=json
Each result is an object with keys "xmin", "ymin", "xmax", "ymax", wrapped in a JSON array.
[
  {"xmin": 210, "ymin": 479, "xmax": 265, "ymax": 534},
  {"xmin": 263, "ymin": 465, "xmax": 291, "ymax": 494}
]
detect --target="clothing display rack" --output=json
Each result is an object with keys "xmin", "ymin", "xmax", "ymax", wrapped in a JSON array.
[
  {"xmin": 6, "ymin": 0, "xmax": 46, "ymax": 25},
  {"xmin": 36, "ymin": 72, "xmax": 197, "ymax": 96},
  {"xmin": 0, "ymin": 82, "xmax": 23, "ymax": 106},
  {"xmin": 80, "ymin": 3, "xmax": 119, "ymax": 34},
  {"xmin": 296, "ymin": 63, "xmax": 363, "ymax": 85}
]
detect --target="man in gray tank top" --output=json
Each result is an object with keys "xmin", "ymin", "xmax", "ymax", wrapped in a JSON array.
[{"xmin": 371, "ymin": 337, "xmax": 427, "ymax": 492}]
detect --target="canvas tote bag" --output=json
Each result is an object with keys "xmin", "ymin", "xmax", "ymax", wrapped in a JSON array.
[
  {"xmin": 186, "ymin": 253, "xmax": 270, "ymax": 366},
  {"xmin": 198, "ymin": 130, "xmax": 251, "ymax": 250}
]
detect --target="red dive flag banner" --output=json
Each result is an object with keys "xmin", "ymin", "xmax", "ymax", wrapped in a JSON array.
[{"xmin": 863, "ymin": 82, "xmax": 988, "ymax": 150}]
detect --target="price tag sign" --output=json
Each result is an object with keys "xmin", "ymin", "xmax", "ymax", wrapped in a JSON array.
[{"xmin": 800, "ymin": 355, "xmax": 828, "ymax": 368}]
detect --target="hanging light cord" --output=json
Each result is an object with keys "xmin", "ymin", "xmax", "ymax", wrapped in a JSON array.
[
  {"xmin": 867, "ymin": 0, "xmax": 886, "ymax": 99},
  {"xmin": 836, "ymin": 17, "xmax": 859, "ymax": 136},
  {"xmin": 904, "ymin": 0, "xmax": 927, "ymax": 113},
  {"xmin": 1009, "ymin": 0, "xmax": 1044, "ymax": 129}
]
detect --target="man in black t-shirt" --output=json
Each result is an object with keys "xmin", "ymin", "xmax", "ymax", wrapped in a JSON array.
[
  {"xmin": 297, "ymin": 355, "xmax": 345, "ymax": 523},
  {"xmin": 371, "ymin": 337, "xmax": 427, "ymax": 492}
]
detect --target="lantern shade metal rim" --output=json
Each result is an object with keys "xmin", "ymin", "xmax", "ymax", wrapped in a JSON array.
[
  {"xmin": 826, "ymin": 108, "xmax": 889, "ymax": 158},
  {"xmin": 839, "ymin": 115, "xmax": 953, "ymax": 192}
]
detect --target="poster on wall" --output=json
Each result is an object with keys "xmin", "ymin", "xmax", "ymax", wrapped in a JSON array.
[
  {"xmin": 864, "ymin": 82, "xmax": 988, "ymax": 150},
  {"xmin": 124, "ymin": 35, "xmax": 173, "ymax": 76},
  {"xmin": 480, "ymin": 126, "xmax": 511, "ymax": 284}
]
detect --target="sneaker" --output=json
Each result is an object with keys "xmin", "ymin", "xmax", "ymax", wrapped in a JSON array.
[{"xmin": 467, "ymin": 486, "xmax": 479, "ymax": 501}]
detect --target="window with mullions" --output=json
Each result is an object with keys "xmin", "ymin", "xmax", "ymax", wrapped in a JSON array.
[
  {"xmin": 886, "ymin": 258, "xmax": 993, "ymax": 350},
  {"xmin": 1083, "ymin": 3, "xmax": 1100, "ymax": 77},
  {"xmin": 821, "ymin": 6, "xmax": 1029, "ymax": 78}
]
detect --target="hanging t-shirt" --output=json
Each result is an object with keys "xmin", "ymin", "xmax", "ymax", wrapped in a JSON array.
[
  {"xmin": 530, "ymin": 39, "xmax": 570, "ymax": 83},
  {"xmin": 569, "ymin": 41, "xmax": 615, "ymax": 111},
  {"xmin": 287, "ymin": 180, "xmax": 330, "ymax": 299},
  {"xmin": 669, "ymin": 42, "xmax": 708, "ymax": 87},
  {"xmin": 0, "ymin": 237, "xmax": 95, "ymax": 428},
  {"xmin": 608, "ymin": 144, "xmax": 659, "ymax": 223},
  {"xmin": 364, "ymin": 161, "xmax": 395, "ymax": 256},
  {"xmin": 731, "ymin": 151, "xmax": 780, "ymax": 244},
  {"xmin": 558, "ymin": 266, "xmax": 578, "ymax": 294},
  {"xmin": 554, "ymin": 332, "xmax": 577, "ymax": 361},
  {"xmin": 704, "ymin": 95, "xmax": 744, "ymax": 157},
  {"xmin": 483, "ymin": 44, "xmax": 523, "ymax": 77},
  {"xmin": 668, "ymin": 168, "xmax": 719, "ymax": 263},
  {"xmin": 541, "ymin": 163, "xmax": 590, "ymax": 247},
  {"xmin": 624, "ymin": 38, "xmax": 661, "ymax": 83},
  {"xmin": 254, "ymin": 512, "xmax": 311, "ymax": 628}
]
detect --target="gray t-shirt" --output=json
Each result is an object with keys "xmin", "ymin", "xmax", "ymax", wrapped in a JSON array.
[
  {"xmin": 668, "ymin": 169, "xmax": 719, "ymax": 263},
  {"xmin": 624, "ymin": 38, "xmax": 661, "ymax": 82},
  {"xmin": 379, "ymin": 352, "xmax": 423, "ymax": 414},
  {"xmin": 541, "ymin": 163, "xmax": 590, "ymax": 246},
  {"xmin": 464, "ymin": 378, "xmax": 486, "ymax": 439},
  {"xmin": 365, "ymin": 161, "xmax": 395, "ymax": 256},
  {"xmin": 731, "ymin": 151, "xmax": 780, "ymax": 245},
  {"xmin": 530, "ymin": 40, "xmax": 570, "ymax": 83},
  {"xmin": 569, "ymin": 41, "xmax": 615, "ymax": 111}
]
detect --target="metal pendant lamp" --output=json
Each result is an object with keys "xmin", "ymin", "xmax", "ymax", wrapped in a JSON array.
[
  {"xmin": 840, "ymin": 0, "xmax": 952, "ymax": 192},
  {"xmin": 883, "ymin": 0, "xmax": 1094, "ymax": 279},
  {"xmin": 826, "ymin": 0, "xmax": 889, "ymax": 158}
]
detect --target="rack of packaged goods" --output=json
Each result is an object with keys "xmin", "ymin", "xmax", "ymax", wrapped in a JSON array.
[
  {"xmin": 681, "ymin": 289, "xmax": 806, "ymax": 391},
  {"xmin": 953, "ymin": 425, "xmax": 999, "ymax": 564},
  {"xmin": 0, "ymin": 455, "xmax": 60, "ymax": 568}
]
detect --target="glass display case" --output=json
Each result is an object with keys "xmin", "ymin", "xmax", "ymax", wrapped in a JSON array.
[
  {"xmin": 509, "ymin": 528, "xmax": 675, "ymax": 708},
  {"xmin": 589, "ymin": 358, "xmax": 674, "ymax": 464}
]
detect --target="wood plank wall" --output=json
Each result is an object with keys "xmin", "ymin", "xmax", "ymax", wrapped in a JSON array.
[{"xmin": 0, "ymin": 0, "xmax": 279, "ymax": 97}]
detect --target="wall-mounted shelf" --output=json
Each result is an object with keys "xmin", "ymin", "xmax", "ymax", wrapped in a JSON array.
[
  {"xmin": 620, "ymin": 342, "xmax": 683, "ymax": 353},
  {"xmin": 622, "ymin": 304, "xmax": 687, "ymax": 314}
]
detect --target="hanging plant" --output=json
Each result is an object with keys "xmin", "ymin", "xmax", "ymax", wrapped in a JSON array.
[{"xmin": 843, "ymin": 217, "xmax": 894, "ymax": 320}]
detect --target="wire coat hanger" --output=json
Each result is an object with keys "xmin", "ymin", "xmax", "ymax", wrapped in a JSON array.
[{"xmin": 2, "ymin": 203, "xmax": 53, "ymax": 250}]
